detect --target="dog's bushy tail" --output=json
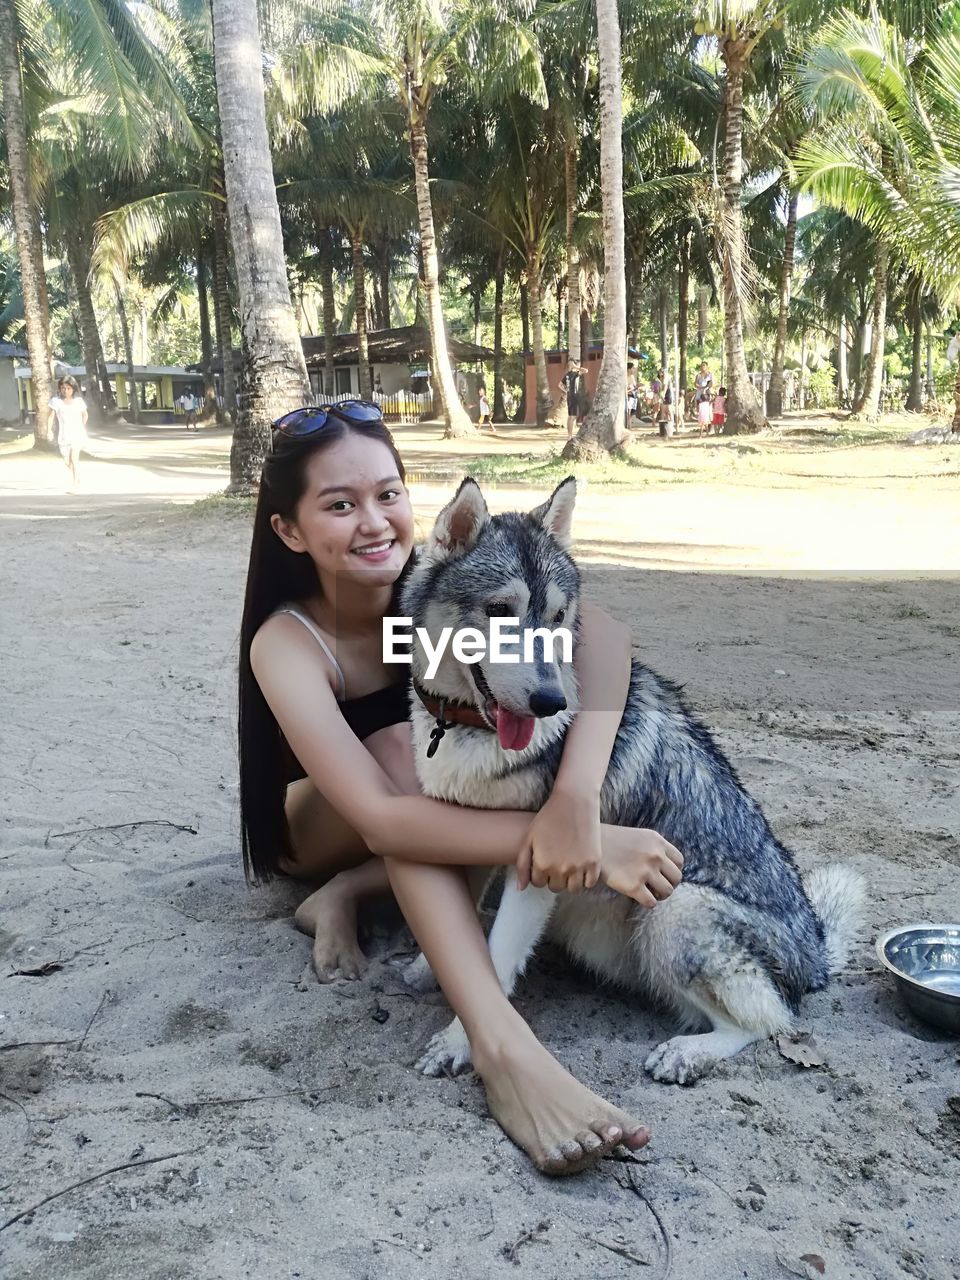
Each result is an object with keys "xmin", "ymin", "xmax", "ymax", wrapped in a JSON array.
[{"xmin": 804, "ymin": 865, "xmax": 866, "ymax": 974}]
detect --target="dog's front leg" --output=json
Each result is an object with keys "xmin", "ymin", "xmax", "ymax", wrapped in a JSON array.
[{"xmin": 416, "ymin": 876, "xmax": 556, "ymax": 1076}]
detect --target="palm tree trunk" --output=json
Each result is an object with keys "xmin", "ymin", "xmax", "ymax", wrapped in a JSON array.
[
  {"xmin": 527, "ymin": 243, "xmax": 552, "ymax": 427},
  {"xmin": 115, "ymin": 286, "xmax": 140, "ymax": 424},
  {"xmin": 65, "ymin": 227, "xmax": 115, "ymax": 420},
  {"xmin": 798, "ymin": 330, "xmax": 807, "ymax": 410},
  {"xmin": 659, "ymin": 289, "xmax": 669, "ymax": 374},
  {"xmin": 493, "ymin": 246, "xmax": 506, "ymax": 422},
  {"xmin": 951, "ymin": 359, "xmax": 960, "ymax": 434},
  {"xmin": 350, "ymin": 227, "xmax": 373, "ymax": 399},
  {"xmin": 377, "ymin": 252, "xmax": 390, "ymax": 330},
  {"xmin": 852, "ymin": 243, "xmax": 888, "ymax": 419},
  {"xmin": 197, "ymin": 246, "xmax": 213, "ymax": 401},
  {"xmin": 767, "ymin": 191, "xmax": 799, "ymax": 418},
  {"xmin": 719, "ymin": 41, "xmax": 767, "ymax": 434},
  {"xmin": 566, "ymin": 0, "xmax": 628, "ymax": 458},
  {"xmin": 0, "ymin": 0, "xmax": 54, "ymax": 445},
  {"xmin": 212, "ymin": 0, "xmax": 311, "ymax": 488},
  {"xmin": 697, "ymin": 286, "xmax": 708, "ymax": 348},
  {"xmin": 406, "ymin": 90, "xmax": 473, "ymax": 437},
  {"xmin": 320, "ymin": 230, "xmax": 336, "ymax": 397},
  {"xmin": 211, "ymin": 195, "xmax": 238, "ymax": 425},
  {"xmin": 514, "ymin": 280, "xmax": 529, "ymax": 423},
  {"xmin": 837, "ymin": 317, "xmax": 849, "ymax": 406},
  {"xmin": 564, "ymin": 132, "xmax": 581, "ymax": 367},
  {"xmin": 678, "ymin": 238, "xmax": 690, "ymax": 413},
  {"xmin": 905, "ymin": 295, "xmax": 923, "ymax": 412}
]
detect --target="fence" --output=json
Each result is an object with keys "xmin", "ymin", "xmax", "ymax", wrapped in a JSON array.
[{"xmin": 375, "ymin": 392, "xmax": 435, "ymax": 423}]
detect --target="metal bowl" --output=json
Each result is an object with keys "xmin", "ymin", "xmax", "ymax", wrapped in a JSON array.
[{"xmin": 876, "ymin": 923, "xmax": 960, "ymax": 1034}]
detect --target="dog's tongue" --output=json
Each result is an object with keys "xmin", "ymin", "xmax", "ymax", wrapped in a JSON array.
[{"xmin": 495, "ymin": 706, "xmax": 536, "ymax": 751}]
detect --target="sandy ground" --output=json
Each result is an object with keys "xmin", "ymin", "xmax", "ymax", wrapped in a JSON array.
[{"xmin": 1, "ymin": 418, "xmax": 959, "ymax": 1280}]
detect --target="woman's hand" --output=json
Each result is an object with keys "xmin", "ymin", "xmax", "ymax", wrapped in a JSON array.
[
  {"xmin": 598, "ymin": 826, "xmax": 684, "ymax": 907},
  {"xmin": 515, "ymin": 784, "xmax": 602, "ymax": 893}
]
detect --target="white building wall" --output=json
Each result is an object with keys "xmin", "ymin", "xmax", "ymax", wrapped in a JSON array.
[{"xmin": 0, "ymin": 362, "xmax": 21, "ymax": 421}]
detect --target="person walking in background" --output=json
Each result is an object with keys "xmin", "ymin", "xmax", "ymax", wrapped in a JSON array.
[
  {"xmin": 47, "ymin": 375, "xmax": 89, "ymax": 491},
  {"xmin": 625, "ymin": 364, "xmax": 639, "ymax": 425},
  {"xmin": 712, "ymin": 386, "xmax": 727, "ymax": 434},
  {"xmin": 477, "ymin": 383, "xmax": 497, "ymax": 434},
  {"xmin": 561, "ymin": 362, "xmax": 584, "ymax": 441},
  {"xmin": 656, "ymin": 368, "xmax": 675, "ymax": 438}
]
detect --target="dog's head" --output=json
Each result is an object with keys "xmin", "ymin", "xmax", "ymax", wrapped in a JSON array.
[{"xmin": 401, "ymin": 476, "xmax": 580, "ymax": 752}]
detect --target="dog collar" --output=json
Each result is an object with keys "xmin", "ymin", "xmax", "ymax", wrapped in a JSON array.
[{"xmin": 412, "ymin": 681, "xmax": 494, "ymax": 757}]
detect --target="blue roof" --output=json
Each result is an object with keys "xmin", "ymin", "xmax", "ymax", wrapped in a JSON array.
[{"xmin": 0, "ymin": 341, "xmax": 29, "ymax": 359}]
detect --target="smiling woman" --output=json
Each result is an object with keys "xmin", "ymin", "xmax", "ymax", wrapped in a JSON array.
[{"xmin": 237, "ymin": 399, "xmax": 684, "ymax": 1176}]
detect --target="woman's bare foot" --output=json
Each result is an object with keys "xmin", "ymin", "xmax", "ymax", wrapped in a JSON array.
[
  {"xmin": 294, "ymin": 877, "xmax": 367, "ymax": 982},
  {"xmin": 473, "ymin": 1029, "xmax": 649, "ymax": 1176}
]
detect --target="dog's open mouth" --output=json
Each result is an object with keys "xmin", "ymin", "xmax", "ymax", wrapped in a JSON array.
[{"xmin": 470, "ymin": 664, "xmax": 536, "ymax": 752}]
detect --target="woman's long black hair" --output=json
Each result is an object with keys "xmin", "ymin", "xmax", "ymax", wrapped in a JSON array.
[{"xmin": 238, "ymin": 416, "xmax": 409, "ymax": 885}]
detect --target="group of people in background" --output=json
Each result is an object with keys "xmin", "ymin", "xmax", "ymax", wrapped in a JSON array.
[{"xmin": 625, "ymin": 360, "xmax": 726, "ymax": 437}]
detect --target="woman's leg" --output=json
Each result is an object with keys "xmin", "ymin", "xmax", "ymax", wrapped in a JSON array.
[
  {"xmin": 282, "ymin": 721, "xmax": 430, "ymax": 981},
  {"xmin": 386, "ymin": 857, "xmax": 650, "ymax": 1175},
  {"xmin": 372, "ymin": 726, "xmax": 650, "ymax": 1176},
  {"xmin": 283, "ymin": 777, "xmax": 390, "ymax": 981}
]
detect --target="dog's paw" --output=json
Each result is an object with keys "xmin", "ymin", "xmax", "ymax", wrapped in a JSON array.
[
  {"xmin": 644, "ymin": 1036, "xmax": 716, "ymax": 1086},
  {"xmin": 416, "ymin": 1019, "xmax": 473, "ymax": 1076},
  {"xmin": 402, "ymin": 952, "xmax": 438, "ymax": 992}
]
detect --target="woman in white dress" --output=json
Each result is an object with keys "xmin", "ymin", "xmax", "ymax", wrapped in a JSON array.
[{"xmin": 47, "ymin": 376, "xmax": 89, "ymax": 489}]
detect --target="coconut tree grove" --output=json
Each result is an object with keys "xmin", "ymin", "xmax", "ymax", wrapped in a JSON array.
[{"xmin": 2, "ymin": 0, "xmax": 958, "ymax": 483}]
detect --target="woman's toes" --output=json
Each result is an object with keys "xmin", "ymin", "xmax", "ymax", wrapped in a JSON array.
[
  {"xmin": 575, "ymin": 1130, "xmax": 604, "ymax": 1156},
  {"xmin": 593, "ymin": 1122, "xmax": 623, "ymax": 1148},
  {"xmin": 557, "ymin": 1138, "xmax": 585, "ymax": 1164},
  {"xmin": 539, "ymin": 1147, "xmax": 573, "ymax": 1176}
]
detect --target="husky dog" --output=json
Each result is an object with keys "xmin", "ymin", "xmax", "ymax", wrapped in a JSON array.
[{"xmin": 400, "ymin": 477, "xmax": 864, "ymax": 1085}]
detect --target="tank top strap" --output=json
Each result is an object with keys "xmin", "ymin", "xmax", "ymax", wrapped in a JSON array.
[{"xmin": 273, "ymin": 606, "xmax": 347, "ymax": 700}]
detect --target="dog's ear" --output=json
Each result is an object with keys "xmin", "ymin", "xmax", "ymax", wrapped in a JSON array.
[
  {"xmin": 424, "ymin": 478, "xmax": 489, "ymax": 561},
  {"xmin": 530, "ymin": 476, "xmax": 576, "ymax": 549}
]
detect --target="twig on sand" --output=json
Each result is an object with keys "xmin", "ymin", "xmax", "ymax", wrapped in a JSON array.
[
  {"xmin": 614, "ymin": 1167, "xmax": 672, "ymax": 1278},
  {"xmin": 0, "ymin": 1146, "xmax": 205, "ymax": 1233},
  {"xmin": 134, "ymin": 1083, "xmax": 341, "ymax": 1112},
  {"xmin": 583, "ymin": 1233, "xmax": 651, "ymax": 1265},
  {"xmin": 76, "ymin": 990, "xmax": 110, "ymax": 1051},
  {"xmin": 0, "ymin": 1039, "xmax": 75, "ymax": 1053},
  {"xmin": 502, "ymin": 1220, "xmax": 551, "ymax": 1265},
  {"xmin": 0, "ymin": 991, "xmax": 109, "ymax": 1056},
  {"xmin": 47, "ymin": 819, "xmax": 198, "ymax": 843},
  {"xmin": 0, "ymin": 1091, "xmax": 33, "ymax": 1127}
]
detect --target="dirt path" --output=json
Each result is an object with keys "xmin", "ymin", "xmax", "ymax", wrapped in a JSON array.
[{"xmin": 1, "ymin": 418, "xmax": 958, "ymax": 1280}]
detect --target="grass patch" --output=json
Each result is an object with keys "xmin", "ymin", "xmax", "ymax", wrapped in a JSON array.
[
  {"xmin": 895, "ymin": 604, "xmax": 929, "ymax": 620},
  {"xmin": 188, "ymin": 491, "xmax": 257, "ymax": 517},
  {"xmin": 462, "ymin": 448, "xmax": 649, "ymax": 488}
]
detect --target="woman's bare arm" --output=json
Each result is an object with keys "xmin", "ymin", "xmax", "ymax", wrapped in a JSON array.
[
  {"xmin": 556, "ymin": 601, "xmax": 631, "ymax": 797},
  {"xmin": 250, "ymin": 615, "xmax": 680, "ymax": 902},
  {"xmin": 517, "ymin": 602, "xmax": 637, "ymax": 892}
]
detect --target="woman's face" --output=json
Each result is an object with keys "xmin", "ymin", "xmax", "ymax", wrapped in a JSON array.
[
  {"xmin": 59, "ymin": 383, "xmax": 75, "ymax": 400},
  {"xmin": 274, "ymin": 433, "xmax": 414, "ymax": 589}
]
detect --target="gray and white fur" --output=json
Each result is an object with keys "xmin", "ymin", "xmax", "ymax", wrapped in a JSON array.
[{"xmin": 401, "ymin": 477, "xmax": 865, "ymax": 1085}]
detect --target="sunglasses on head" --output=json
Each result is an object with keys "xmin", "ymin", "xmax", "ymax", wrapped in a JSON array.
[{"xmin": 271, "ymin": 399, "xmax": 384, "ymax": 439}]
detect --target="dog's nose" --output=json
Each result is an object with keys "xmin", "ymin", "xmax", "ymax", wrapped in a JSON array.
[{"xmin": 528, "ymin": 690, "xmax": 567, "ymax": 718}]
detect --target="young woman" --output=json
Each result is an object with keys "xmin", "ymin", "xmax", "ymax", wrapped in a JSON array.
[{"xmin": 240, "ymin": 400, "xmax": 684, "ymax": 1176}]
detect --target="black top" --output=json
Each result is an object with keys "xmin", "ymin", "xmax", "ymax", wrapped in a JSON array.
[{"xmin": 285, "ymin": 673, "xmax": 411, "ymax": 784}]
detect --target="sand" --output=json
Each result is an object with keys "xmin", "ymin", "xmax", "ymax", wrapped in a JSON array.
[{"xmin": 1, "ymin": 418, "xmax": 959, "ymax": 1280}]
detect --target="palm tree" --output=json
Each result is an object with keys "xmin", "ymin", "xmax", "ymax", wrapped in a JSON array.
[
  {"xmin": 0, "ymin": 0, "xmax": 54, "ymax": 443},
  {"xmin": 566, "ymin": 0, "xmax": 629, "ymax": 457},
  {"xmin": 796, "ymin": 5, "xmax": 960, "ymax": 428},
  {"xmin": 286, "ymin": 0, "xmax": 547, "ymax": 436},
  {"xmin": 211, "ymin": 0, "xmax": 311, "ymax": 487}
]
